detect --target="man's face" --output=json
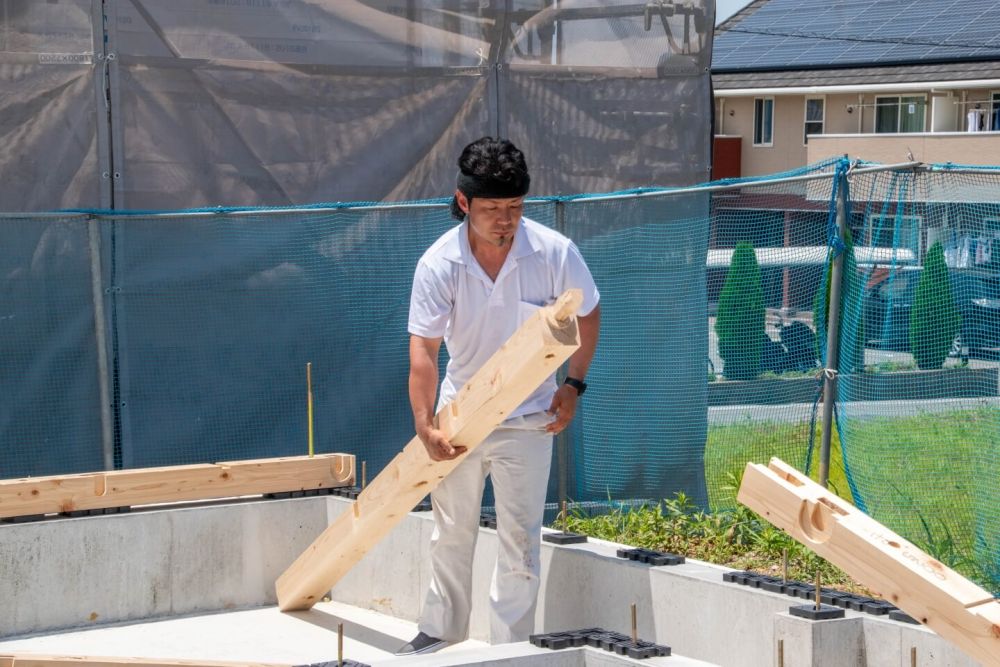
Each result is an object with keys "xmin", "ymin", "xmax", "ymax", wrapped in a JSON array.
[{"xmin": 458, "ymin": 192, "xmax": 524, "ymax": 248}]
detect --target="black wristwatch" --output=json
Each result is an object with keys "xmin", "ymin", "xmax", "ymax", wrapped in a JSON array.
[{"xmin": 564, "ymin": 377, "xmax": 587, "ymax": 396}]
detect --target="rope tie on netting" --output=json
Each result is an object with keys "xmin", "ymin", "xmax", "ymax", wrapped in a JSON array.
[{"xmin": 844, "ymin": 158, "xmax": 861, "ymax": 184}]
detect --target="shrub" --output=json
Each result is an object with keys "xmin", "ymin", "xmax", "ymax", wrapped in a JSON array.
[
  {"xmin": 910, "ymin": 242, "xmax": 960, "ymax": 370},
  {"xmin": 716, "ymin": 242, "xmax": 764, "ymax": 381}
]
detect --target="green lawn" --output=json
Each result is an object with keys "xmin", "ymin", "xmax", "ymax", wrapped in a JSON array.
[
  {"xmin": 703, "ymin": 408, "xmax": 998, "ymax": 590},
  {"xmin": 565, "ymin": 409, "xmax": 997, "ymax": 593},
  {"xmin": 566, "ymin": 408, "xmax": 1000, "ymax": 593}
]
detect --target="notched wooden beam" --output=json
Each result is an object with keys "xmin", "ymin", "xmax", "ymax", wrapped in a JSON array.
[
  {"xmin": 0, "ymin": 454, "xmax": 354, "ymax": 519},
  {"xmin": 276, "ymin": 289, "xmax": 584, "ymax": 611},
  {"xmin": 738, "ymin": 457, "xmax": 1000, "ymax": 667}
]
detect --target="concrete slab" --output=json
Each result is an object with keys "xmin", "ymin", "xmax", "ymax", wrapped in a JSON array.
[
  {"xmin": 0, "ymin": 601, "xmax": 715, "ymax": 667},
  {"xmin": 0, "ymin": 600, "xmax": 471, "ymax": 664}
]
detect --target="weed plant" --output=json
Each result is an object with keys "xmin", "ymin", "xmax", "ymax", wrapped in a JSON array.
[{"xmin": 562, "ymin": 475, "xmax": 869, "ymax": 593}]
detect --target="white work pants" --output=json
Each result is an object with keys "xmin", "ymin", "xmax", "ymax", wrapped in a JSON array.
[{"xmin": 417, "ymin": 414, "xmax": 553, "ymax": 644}]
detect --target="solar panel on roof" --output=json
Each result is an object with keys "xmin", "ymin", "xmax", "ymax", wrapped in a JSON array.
[{"xmin": 713, "ymin": 0, "xmax": 1000, "ymax": 71}]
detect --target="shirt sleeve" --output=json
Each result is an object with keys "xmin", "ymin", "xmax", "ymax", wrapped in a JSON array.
[
  {"xmin": 560, "ymin": 242, "xmax": 600, "ymax": 316},
  {"xmin": 408, "ymin": 259, "xmax": 453, "ymax": 338}
]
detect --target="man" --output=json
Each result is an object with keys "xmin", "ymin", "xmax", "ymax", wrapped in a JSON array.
[{"xmin": 397, "ymin": 137, "xmax": 600, "ymax": 655}]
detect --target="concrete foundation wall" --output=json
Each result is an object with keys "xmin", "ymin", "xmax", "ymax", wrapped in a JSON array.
[
  {"xmin": 0, "ymin": 497, "xmax": 329, "ymax": 636},
  {"xmin": 0, "ymin": 496, "xmax": 983, "ymax": 667}
]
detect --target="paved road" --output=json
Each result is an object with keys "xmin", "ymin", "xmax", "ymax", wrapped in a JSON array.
[{"xmin": 708, "ymin": 396, "xmax": 1000, "ymax": 424}]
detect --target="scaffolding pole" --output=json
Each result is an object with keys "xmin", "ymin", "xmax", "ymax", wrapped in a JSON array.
[{"xmin": 819, "ymin": 169, "xmax": 850, "ymax": 488}]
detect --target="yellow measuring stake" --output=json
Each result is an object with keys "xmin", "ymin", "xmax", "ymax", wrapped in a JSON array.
[{"xmin": 307, "ymin": 362, "xmax": 314, "ymax": 458}]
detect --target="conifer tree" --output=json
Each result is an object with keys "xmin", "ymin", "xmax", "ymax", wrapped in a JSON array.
[
  {"xmin": 910, "ymin": 241, "xmax": 960, "ymax": 370},
  {"xmin": 716, "ymin": 242, "xmax": 764, "ymax": 381}
]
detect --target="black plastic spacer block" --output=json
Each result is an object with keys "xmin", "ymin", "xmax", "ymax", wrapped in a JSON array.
[
  {"xmin": 627, "ymin": 640, "xmax": 670, "ymax": 659},
  {"xmin": 889, "ymin": 609, "xmax": 920, "ymax": 624},
  {"xmin": 820, "ymin": 591, "xmax": 848, "ymax": 606},
  {"xmin": 626, "ymin": 645, "xmax": 655, "ymax": 659},
  {"xmin": 790, "ymin": 584, "xmax": 816, "ymax": 599},
  {"xmin": 542, "ymin": 531, "xmax": 588, "ymax": 545},
  {"xmin": 863, "ymin": 600, "xmax": 894, "ymax": 615},
  {"xmin": 846, "ymin": 596, "xmax": 874, "ymax": 612},
  {"xmin": 265, "ymin": 491, "xmax": 292, "ymax": 499},
  {"xmin": 616, "ymin": 547, "xmax": 683, "ymax": 566},
  {"xmin": 1, "ymin": 514, "xmax": 46, "ymax": 524},
  {"xmin": 731, "ymin": 571, "xmax": 753, "ymax": 585},
  {"xmin": 600, "ymin": 636, "xmax": 619, "ymax": 650},
  {"xmin": 789, "ymin": 603, "xmax": 846, "ymax": 620},
  {"xmin": 531, "ymin": 631, "xmax": 590, "ymax": 651},
  {"xmin": 760, "ymin": 580, "xmax": 787, "ymax": 594},
  {"xmin": 722, "ymin": 571, "xmax": 738, "ymax": 583}
]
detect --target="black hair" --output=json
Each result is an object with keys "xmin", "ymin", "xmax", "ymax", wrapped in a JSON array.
[{"xmin": 450, "ymin": 136, "xmax": 531, "ymax": 221}]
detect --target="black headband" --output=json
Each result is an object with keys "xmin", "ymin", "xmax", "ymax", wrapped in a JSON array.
[{"xmin": 457, "ymin": 171, "xmax": 530, "ymax": 200}]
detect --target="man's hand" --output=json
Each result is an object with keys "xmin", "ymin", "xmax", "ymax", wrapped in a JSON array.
[
  {"xmin": 417, "ymin": 426, "xmax": 468, "ymax": 462},
  {"xmin": 546, "ymin": 384, "xmax": 579, "ymax": 434}
]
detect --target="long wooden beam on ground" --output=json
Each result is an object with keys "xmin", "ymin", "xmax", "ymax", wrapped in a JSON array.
[
  {"xmin": 0, "ymin": 454, "xmax": 354, "ymax": 519},
  {"xmin": 0, "ymin": 655, "xmax": 288, "ymax": 667},
  {"xmin": 738, "ymin": 457, "xmax": 1000, "ymax": 667},
  {"xmin": 276, "ymin": 289, "xmax": 584, "ymax": 611}
]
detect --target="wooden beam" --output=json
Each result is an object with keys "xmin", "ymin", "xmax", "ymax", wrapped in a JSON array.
[
  {"xmin": 276, "ymin": 289, "xmax": 584, "ymax": 611},
  {"xmin": 0, "ymin": 454, "xmax": 354, "ymax": 519},
  {"xmin": 0, "ymin": 655, "xmax": 287, "ymax": 667},
  {"xmin": 738, "ymin": 457, "xmax": 1000, "ymax": 667}
]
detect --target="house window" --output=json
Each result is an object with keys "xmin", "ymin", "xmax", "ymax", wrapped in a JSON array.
[
  {"xmin": 992, "ymin": 92, "xmax": 1000, "ymax": 131},
  {"xmin": 804, "ymin": 98, "xmax": 824, "ymax": 144},
  {"xmin": 875, "ymin": 95, "xmax": 925, "ymax": 133},
  {"xmin": 754, "ymin": 97, "xmax": 774, "ymax": 146}
]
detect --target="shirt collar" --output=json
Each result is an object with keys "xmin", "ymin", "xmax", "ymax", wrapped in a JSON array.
[{"xmin": 444, "ymin": 218, "xmax": 539, "ymax": 265}]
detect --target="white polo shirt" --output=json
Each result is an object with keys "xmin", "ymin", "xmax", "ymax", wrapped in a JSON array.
[{"xmin": 408, "ymin": 217, "xmax": 600, "ymax": 419}]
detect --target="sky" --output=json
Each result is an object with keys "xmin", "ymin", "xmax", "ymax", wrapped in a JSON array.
[{"xmin": 716, "ymin": 0, "xmax": 753, "ymax": 24}]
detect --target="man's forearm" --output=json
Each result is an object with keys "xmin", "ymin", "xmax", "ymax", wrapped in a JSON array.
[
  {"xmin": 567, "ymin": 305, "xmax": 600, "ymax": 379},
  {"xmin": 409, "ymin": 357, "xmax": 440, "ymax": 435}
]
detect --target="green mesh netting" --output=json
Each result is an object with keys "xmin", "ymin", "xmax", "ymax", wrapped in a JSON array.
[{"xmin": 1, "ymin": 159, "xmax": 997, "ymax": 592}]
